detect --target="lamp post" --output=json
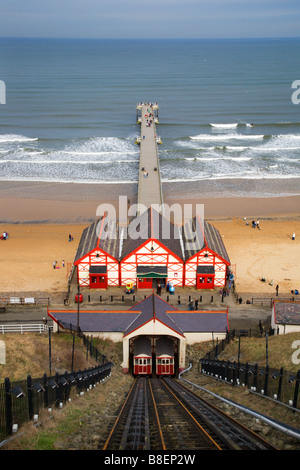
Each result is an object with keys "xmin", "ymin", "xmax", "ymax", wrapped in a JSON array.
[
  {"xmin": 77, "ymin": 284, "xmax": 80, "ymax": 335},
  {"xmin": 266, "ymin": 331, "xmax": 269, "ymax": 368},
  {"xmin": 48, "ymin": 327, "xmax": 52, "ymax": 375}
]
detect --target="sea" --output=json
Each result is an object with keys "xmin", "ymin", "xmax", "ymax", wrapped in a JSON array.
[{"xmin": 0, "ymin": 37, "xmax": 300, "ymax": 198}]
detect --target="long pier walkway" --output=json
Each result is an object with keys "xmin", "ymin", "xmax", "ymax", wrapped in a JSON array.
[{"xmin": 136, "ymin": 103, "xmax": 163, "ymax": 215}]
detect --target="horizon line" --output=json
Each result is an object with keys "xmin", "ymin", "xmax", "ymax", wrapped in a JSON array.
[{"xmin": 1, "ymin": 36, "xmax": 300, "ymax": 41}]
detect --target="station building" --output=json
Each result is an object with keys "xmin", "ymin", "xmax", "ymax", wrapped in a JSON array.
[
  {"xmin": 119, "ymin": 208, "xmax": 184, "ymax": 289},
  {"xmin": 183, "ymin": 215, "xmax": 231, "ymax": 289},
  {"xmin": 48, "ymin": 293, "xmax": 229, "ymax": 374},
  {"xmin": 73, "ymin": 207, "xmax": 230, "ymax": 291}
]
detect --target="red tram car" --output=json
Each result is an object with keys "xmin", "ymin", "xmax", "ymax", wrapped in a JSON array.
[
  {"xmin": 133, "ymin": 336, "xmax": 152, "ymax": 376},
  {"xmin": 155, "ymin": 337, "xmax": 175, "ymax": 377}
]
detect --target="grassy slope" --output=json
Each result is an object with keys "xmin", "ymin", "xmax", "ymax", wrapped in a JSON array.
[{"xmin": 0, "ymin": 333, "xmax": 101, "ymax": 381}]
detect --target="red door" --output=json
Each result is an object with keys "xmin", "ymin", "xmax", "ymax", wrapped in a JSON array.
[
  {"xmin": 135, "ymin": 357, "xmax": 151, "ymax": 375},
  {"xmin": 161, "ymin": 359, "xmax": 169, "ymax": 374},
  {"xmin": 137, "ymin": 277, "xmax": 153, "ymax": 289},
  {"xmin": 197, "ymin": 274, "xmax": 214, "ymax": 289},
  {"xmin": 90, "ymin": 274, "xmax": 107, "ymax": 289}
]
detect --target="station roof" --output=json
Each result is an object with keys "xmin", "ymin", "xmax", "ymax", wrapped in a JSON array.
[
  {"xmin": 48, "ymin": 295, "xmax": 229, "ymax": 337},
  {"xmin": 125, "ymin": 294, "xmax": 182, "ymax": 337},
  {"xmin": 47, "ymin": 309, "xmax": 139, "ymax": 333},
  {"xmin": 166, "ymin": 311, "xmax": 229, "ymax": 333}
]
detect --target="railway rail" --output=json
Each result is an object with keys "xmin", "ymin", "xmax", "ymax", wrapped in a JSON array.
[{"xmin": 102, "ymin": 377, "xmax": 277, "ymax": 451}]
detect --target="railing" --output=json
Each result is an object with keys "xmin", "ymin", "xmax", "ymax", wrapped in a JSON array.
[
  {"xmin": 251, "ymin": 296, "xmax": 297, "ymax": 307},
  {"xmin": 200, "ymin": 358, "xmax": 300, "ymax": 410},
  {"xmin": 0, "ymin": 297, "xmax": 50, "ymax": 306},
  {"xmin": 0, "ymin": 323, "xmax": 52, "ymax": 334},
  {"xmin": 0, "ymin": 362, "xmax": 113, "ymax": 443},
  {"xmin": 200, "ymin": 330, "xmax": 236, "ymax": 361},
  {"xmin": 66, "ymin": 291, "xmax": 221, "ymax": 306}
]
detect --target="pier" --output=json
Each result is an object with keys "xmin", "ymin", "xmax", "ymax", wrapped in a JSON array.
[{"xmin": 136, "ymin": 103, "xmax": 163, "ymax": 215}]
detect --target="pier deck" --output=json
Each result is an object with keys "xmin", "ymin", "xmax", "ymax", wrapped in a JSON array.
[{"xmin": 136, "ymin": 103, "xmax": 163, "ymax": 215}]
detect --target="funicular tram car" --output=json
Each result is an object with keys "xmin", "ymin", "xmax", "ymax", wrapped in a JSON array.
[
  {"xmin": 155, "ymin": 337, "xmax": 175, "ymax": 377},
  {"xmin": 133, "ymin": 336, "xmax": 152, "ymax": 376}
]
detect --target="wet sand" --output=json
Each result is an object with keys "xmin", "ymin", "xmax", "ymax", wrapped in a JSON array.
[{"xmin": 0, "ymin": 180, "xmax": 300, "ymax": 223}]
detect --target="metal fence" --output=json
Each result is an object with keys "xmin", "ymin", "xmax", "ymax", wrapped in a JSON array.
[
  {"xmin": 199, "ymin": 358, "xmax": 300, "ymax": 410},
  {"xmin": 0, "ymin": 297, "xmax": 50, "ymax": 307},
  {"xmin": 0, "ymin": 362, "xmax": 113, "ymax": 443},
  {"xmin": 251, "ymin": 296, "xmax": 297, "ymax": 307}
]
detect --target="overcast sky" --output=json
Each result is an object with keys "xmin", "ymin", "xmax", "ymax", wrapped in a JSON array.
[{"xmin": 0, "ymin": 0, "xmax": 300, "ymax": 39}]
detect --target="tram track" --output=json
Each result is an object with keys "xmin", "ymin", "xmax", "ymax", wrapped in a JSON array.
[{"xmin": 102, "ymin": 377, "xmax": 278, "ymax": 451}]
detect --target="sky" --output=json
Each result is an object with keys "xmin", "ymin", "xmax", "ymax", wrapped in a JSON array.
[{"xmin": 0, "ymin": 0, "xmax": 300, "ymax": 39}]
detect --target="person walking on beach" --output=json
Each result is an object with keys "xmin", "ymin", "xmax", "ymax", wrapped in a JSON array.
[
  {"xmin": 53, "ymin": 261, "xmax": 57, "ymax": 269},
  {"xmin": 276, "ymin": 284, "xmax": 279, "ymax": 296}
]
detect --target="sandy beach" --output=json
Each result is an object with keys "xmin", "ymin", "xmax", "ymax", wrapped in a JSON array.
[{"xmin": 0, "ymin": 180, "xmax": 299, "ymax": 295}]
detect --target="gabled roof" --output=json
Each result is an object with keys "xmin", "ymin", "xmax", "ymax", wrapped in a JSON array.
[
  {"xmin": 121, "ymin": 207, "xmax": 184, "ymax": 261},
  {"xmin": 48, "ymin": 299, "xmax": 229, "ymax": 336},
  {"xmin": 124, "ymin": 294, "xmax": 183, "ymax": 337},
  {"xmin": 74, "ymin": 215, "xmax": 121, "ymax": 263},
  {"xmin": 74, "ymin": 209, "xmax": 230, "ymax": 265},
  {"xmin": 183, "ymin": 215, "xmax": 230, "ymax": 263},
  {"xmin": 273, "ymin": 301, "xmax": 300, "ymax": 325}
]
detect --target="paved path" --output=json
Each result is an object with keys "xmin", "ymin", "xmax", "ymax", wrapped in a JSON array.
[{"xmin": 137, "ymin": 103, "xmax": 163, "ymax": 214}]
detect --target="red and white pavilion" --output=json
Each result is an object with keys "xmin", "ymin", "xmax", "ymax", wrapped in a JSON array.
[
  {"xmin": 73, "ymin": 208, "xmax": 230, "ymax": 290},
  {"xmin": 74, "ymin": 215, "xmax": 120, "ymax": 289},
  {"xmin": 119, "ymin": 208, "xmax": 185, "ymax": 289},
  {"xmin": 183, "ymin": 214, "xmax": 230, "ymax": 289}
]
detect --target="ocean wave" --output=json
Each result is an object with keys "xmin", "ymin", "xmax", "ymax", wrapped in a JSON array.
[
  {"xmin": 161, "ymin": 173, "xmax": 300, "ymax": 183},
  {"xmin": 189, "ymin": 134, "xmax": 265, "ymax": 141},
  {"xmin": 0, "ymin": 159, "xmax": 138, "ymax": 165},
  {"xmin": 0, "ymin": 134, "xmax": 38, "ymax": 143},
  {"xmin": 183, "ymin": 156, "xmax": 252, "ymax": 162},
  {"xmin": 210, "ymin": 123, "xmax": 238, "ymax": 129},
  {"xmin": 63, "ymin": 136, "xmax": 137, "ymax": 155},
  {"xmin": 59, "ymin": 150, "xmax": 138, "ymax": 156}
]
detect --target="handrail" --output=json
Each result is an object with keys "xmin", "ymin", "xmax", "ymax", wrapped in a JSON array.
[{"xmin": 0, "ymin": 323, "xmax": 52, "ymax": 334}]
